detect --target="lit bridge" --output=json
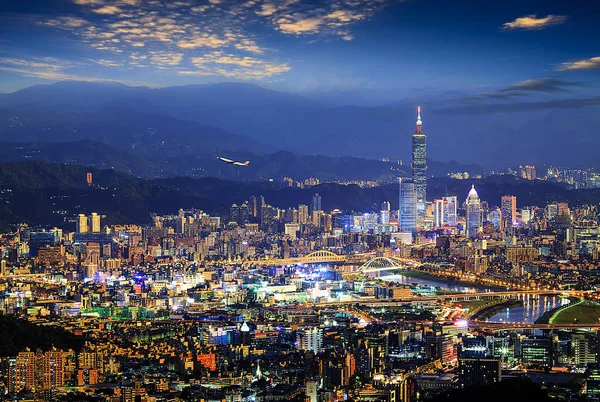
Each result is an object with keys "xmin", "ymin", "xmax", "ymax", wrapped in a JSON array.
[
  {"xmin": 467, "ymin": 320, "xmax": 600, "ymax": 332},
  {"xmin": 230, "ymin": 251, "xmax": 420, "ymax": 270},
  {"xmin": 360, "ymin": 257, "xmax": 411, "ymax": 274}
]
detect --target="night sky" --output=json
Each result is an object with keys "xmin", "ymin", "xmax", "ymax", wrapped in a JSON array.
[{"xmin": 0, "ymin": 0, "xmax": 599, "ymax": 104}]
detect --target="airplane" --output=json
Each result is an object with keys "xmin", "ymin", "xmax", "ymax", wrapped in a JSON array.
[{"xmin": 218, "ymin": 156, "xmax": 250, "ymax": 166}]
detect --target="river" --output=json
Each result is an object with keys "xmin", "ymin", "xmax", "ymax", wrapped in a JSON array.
[{"xmin": 380, "ymin": 272, "xmax": 570, "ymax": 324}]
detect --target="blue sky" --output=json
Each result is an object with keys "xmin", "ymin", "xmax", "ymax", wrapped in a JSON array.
[{"xmin": 0, "ymin": 0, "xmax": 599, "ymax": 104}]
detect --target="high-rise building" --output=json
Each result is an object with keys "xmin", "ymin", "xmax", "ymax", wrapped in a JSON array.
[
  {"xmin": 76, "ymin": 214, "xmax": 88, "ymax": 234},
  {"xmin": 433, "ymin": 196, "xmax": 458, "ymax": 228},
  {"xmin": 298, "ymin": 204, "xmax": 309, "ymax": 225},
  {"xmin": 306, "ymin": 380, "xmax": 318, "ymax": 402},
  {"xmin": 311, "ymin": 193, "xmax": 322, "ymax": 213},
  {"xmin": 465, "ymin": 185, "xmax": 482, "ymax": 238},
  {"xmin": 86, "ymin": 172, "xmax": 93, "ymax": 185},
  {"xmin": 398, "ymin": 179, "xmax": 417, "ymax": 234},
  {"xmin": 573, "ymin": 334, "xmax": 597, "ymax": 366},
  {"xmin": 296, "ymin": 327, "xmax": 323, "ymax": 353},
  {"xmin": 501, "ymin": 195, "xmax": 517, "ymax": 229},
  {"xmin": 458, "ymin": 357, "xmax": 501, "ymax": 388},
  {"xmin": 520, "ymin": 336, "xmax": 553, "ymax": 368},
  {"xmin": 412, "ymin": 106, "xmax": 427, "ymax": 221},
  {"xmin": 89, "ymin": 212, "xmax": 101, "ymax": 233}
]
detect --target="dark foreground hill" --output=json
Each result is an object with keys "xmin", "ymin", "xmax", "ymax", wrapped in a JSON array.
[
  {"xmin": 0, "ymin": 315, "xmax": 84, "ymax": 356},
  {"xmin": 0, "ymin": 161, "xmax": 597, "ymax": 230}
]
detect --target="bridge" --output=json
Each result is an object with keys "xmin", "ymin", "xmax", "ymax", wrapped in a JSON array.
[
  {"xmin": 237, "ymin": 250, "xmax": 370, "ymax": 267},
  {"xmin": 468, "ymin": 320, "xmax": 600, "ymax": 332},
  {"xmin": 228, "ymin": 251, "xmax": 420, "ymax": 271},
  {"xmin": 360, "ymin": 257, "xmax": 411, "ymax": 274}
]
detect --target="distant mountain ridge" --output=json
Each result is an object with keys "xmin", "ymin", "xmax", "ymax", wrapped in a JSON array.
[
  {"xmin": 0, "ymin": 161, "xmax": 595, "ymax": 230},
  {"xmin": 0, "ymin": 80, "xmax": 598, "ymax": 168},
  {"xmin": 0, "ymin": 140, "xmax": 483, "ymax": 181}
]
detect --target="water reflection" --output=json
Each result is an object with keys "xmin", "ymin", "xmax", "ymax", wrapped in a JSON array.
[
  {"xmin": 486, "ymin": 294, "xmax": 570, "ymax": 324},
  {"xmin": 381, "ymin": 273, "xmax": 493, "ymax": 293},
  {"xmin": 380, "ymin": 273, "xmax": 570, "ymax": 324}
]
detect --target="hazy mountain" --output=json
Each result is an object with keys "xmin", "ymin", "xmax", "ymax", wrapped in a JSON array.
[
  {"xmin": 0, "ymin": 81, "xmax": 598, "ymax": 169},
  {"xmin": 0, "ymin": 106, "xmax": 268, "ymax": 157},
  {"xmin": 0, "ymin": 141, "xmax": 482, "ymax": 181}
]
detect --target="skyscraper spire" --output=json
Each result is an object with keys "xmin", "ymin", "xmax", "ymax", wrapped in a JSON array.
[{"xmin": 412, "ymin": 106, "xmax": 427, "ymax": 226}]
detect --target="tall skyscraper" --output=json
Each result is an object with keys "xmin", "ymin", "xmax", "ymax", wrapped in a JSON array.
[
  {"xmin": 412, "ymin": 106, "xmax": 427, "ymax": 221},
  {"xmin": 433, "ymin": 196, "xmax": 458, "ymax": 228},
  {"xmin": 311, "ymin": 193, "xmax": 322, "ymax": 213},
  {"xmin": 76, "ymin": 214, "xmax": 88, "ymax": 234},
  {"xmin": 90, "ymin": 212, "xmax": 101, "ymax": 233},
  {"xmin": 466, "ymin": 185, "xmax": 482, "ymax": 238},
  {"xmin": 501, "ymin": 195, "xmax": 517, "ymax": 229},
  {"xmin": 296, "ymin": 327, "xmax": 323, "ymax": 353},
  {"xmin": 458, "ymin": 357, "xmax": 501, "ymax": 388},
  {"xmin": 398, "ymin": 179, "xmax": 417, "ymax": 234}
]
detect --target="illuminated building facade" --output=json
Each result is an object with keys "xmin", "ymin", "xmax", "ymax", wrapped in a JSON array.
[
  {"xmin": 399, "ymin": 179, "xmax": 417, "ymax": 234},
  {"xmin": 412, "ymin": 106, "xmax": 427, "ymax": 222},
  {"xmin": 466, "ymin": 185, "xmax": 482, "ymax": 238}
]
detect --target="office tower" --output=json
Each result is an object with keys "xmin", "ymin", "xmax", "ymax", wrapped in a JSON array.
[
  {"xmin": 76, "ymin": 214, "xmax": 88, "ymax": 234},
  {"xmin": 298, "ymin": 204, "xmax": 309, "ymax": 225},
  {"xmin": 239, "ymin": 203, "xmax": 250, "ymax": 225},
  {"xmin": 520, "ymin": 336, "xmax": 553, "ymax": 368},
  {"xmin": 444, "ymin": 196, "xmax": 458, "ymax": 226},
  {"xmin": 490, "ymin": 208, "xmax": 502, "ymax": 230},
  {"xmin": 229, "ymin": 204, "xmax": 239, "ymax": 224},
  {"xmin": 240, "ymin": 322, "xmax": 251, "ymax": 345},
  {"xmin": 306, "ymin": 380, "xmax": 318, "ymax": 402},
  {"xmin": 573, "ymin": 334, "xmax": 597, "ymax": 366},
  {"xmin": 296, "ymin": 327, "xmax": 323, "ymax": 353},
  {"xmin": 458, "ymin": 357, "xmax": 501, "ymax": 388},
  {"xmin": 412, "ymin": 106, "xmax": 427, "ymax": 220},
  {"xmin": 501, "ymin": 195, "xmax": 517, "ymax": 228},
  {"xmin": 380, "ymin": 209, "xmax": 390, "ymax": 225},
  {"xmin": 89, "ymin": 212, "xmax": 101, "ymax": 233},
  {"xmin": 354, "ymin": 340, "xmax": 372, "ymax": 378},
  {"xmin": 585, "ymin": 365, "xmax": 600, "ymax": 395},
  {"xmin": 465, "ymin": 185, "xmax": 482, "ymax": 238},
  {"xmin": 433, "ymin": 196, "xmax": 457, "ymax": 228},
  {"xmin": 398, "ymin": 179, "xmax": 417, "ymax": 234},
  {"xmin": 311, "ymin": 193, "xmax": 322, "ymax": 213}
]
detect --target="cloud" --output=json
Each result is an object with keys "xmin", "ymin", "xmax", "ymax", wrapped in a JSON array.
[
  {"xmin": 148, "ymin": 51, "xmax": 184, "ymax": 69},
  {"xmin": 263, "ymin": 0, "xmax": 387, "ymax": 38},
  {"xmin": 93, "ymin": 5, "xmax": 122, "ymax": 15},
  {"xmin": 502, "ymin": 14, "xmax": 566, "ymax": 31},
  {"xmin": 0, "ymin": 56, "xmax": 154, "ymax": 86},
  {"xmin": 278, "ymin": 17, "xmax": 323, "ymax": 34},
  {"xmin": 73, "ymin": 0, "xmax": 104, "ymax": 4},
  {"xmin": 39, "ymin": 16, "xmax": 89, "ymax": 29},
  {"xmin": 31, "ymin": 0, "xmax": 391, "ymax": 82},
  {"xmin": 499, "ymin": 77, "xmax": 580, "ymax": 94},
  {"xmin": 558, "ymin": 56, "xmax": 600, "ymax": 71},
  {"xmin": 183, "ymin": 51, "xmax": 291, "ymax": 79}
]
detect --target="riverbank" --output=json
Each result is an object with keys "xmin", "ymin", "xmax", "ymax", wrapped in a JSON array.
[
  {"xmin": 470, "ymin": 299, "xmax": 523, "ymax": 320},
  {"xmin": 397, "ymin": 269, "xmax": 506, "ymax": 291},
  {"xmin": 535, "ymin": 297, "xmax": 578, "ymax": 324}
]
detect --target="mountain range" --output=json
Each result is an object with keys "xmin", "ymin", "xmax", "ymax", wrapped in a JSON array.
[{"xmin": 0, "ymin": 81, "xmax": 597, "ymax": 169}]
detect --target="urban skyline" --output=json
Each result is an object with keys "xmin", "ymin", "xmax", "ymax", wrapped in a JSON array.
[{"xmin": 0, "ymin": 1, "xmax": 600, "ymax": 402}]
